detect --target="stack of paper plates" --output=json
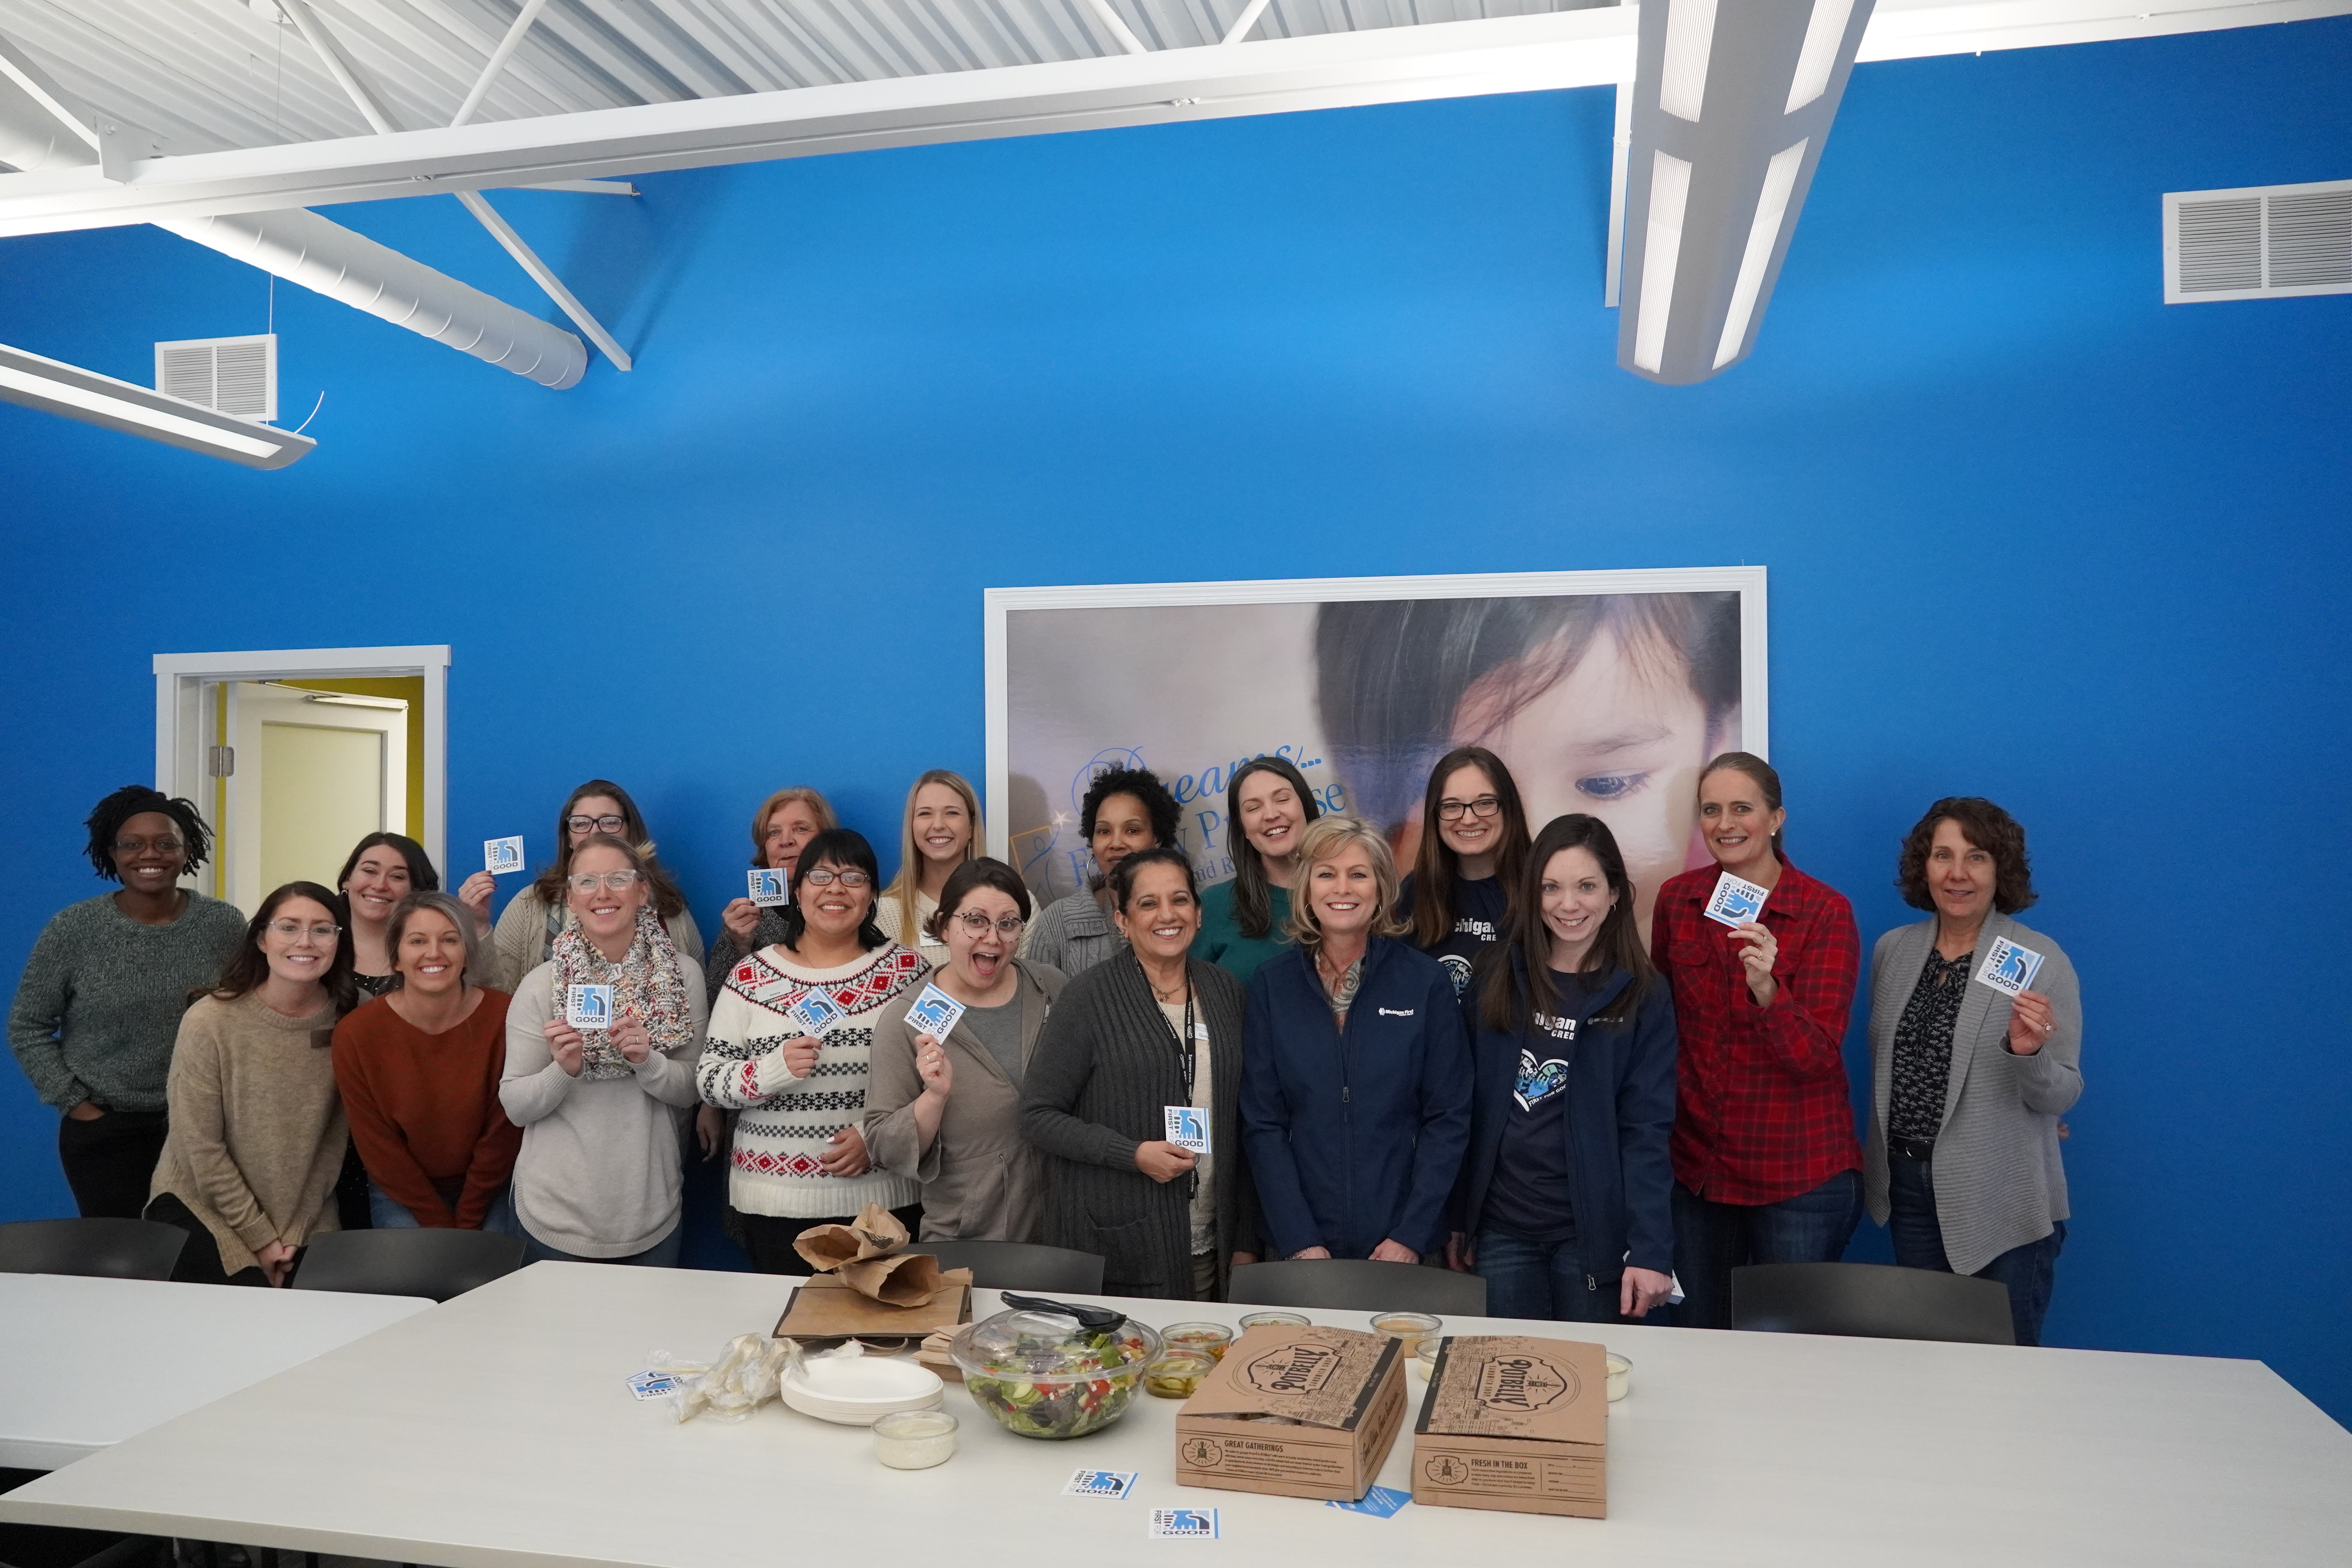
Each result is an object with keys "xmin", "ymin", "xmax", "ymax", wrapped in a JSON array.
[{"xmin": 779, "ymin": 1355, "xmax": 946, "ymax": 1426}]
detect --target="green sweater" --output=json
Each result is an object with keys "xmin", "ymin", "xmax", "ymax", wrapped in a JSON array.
[
  {"xmin": 1191, "ymin": 880, "xmax": 1294, "ymax": 988},
  {"xmin": 8, "ymin": 891, "xmax": 249, "ymax": 1112}
]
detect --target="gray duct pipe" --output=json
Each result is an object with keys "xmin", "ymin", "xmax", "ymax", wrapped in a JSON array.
[
  {"xmin": 2, "ymin": 36, "xmax": 583, "ymax": 390},
  {"xmin": 156, "ymin": 209, "xmax": 586, "ymax": 390}
]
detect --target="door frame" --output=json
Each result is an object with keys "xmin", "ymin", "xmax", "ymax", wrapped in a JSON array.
[{"xmin": 154, "ymin": 646, "xmax": 450, "ymax": 888}]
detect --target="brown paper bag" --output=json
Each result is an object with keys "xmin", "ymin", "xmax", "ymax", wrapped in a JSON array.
[
  {"xmin": 791, "ymin": 1203, "xmax": 963, "ymax": 1308},
  {"xmin": 793, "ymin": 1204, "xmax": 910, "ymax": 1274}
]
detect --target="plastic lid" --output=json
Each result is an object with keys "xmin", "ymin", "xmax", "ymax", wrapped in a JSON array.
[{"xmin": 949, "ymin": 1305, "xmax": 1162, "ymax": 1385}]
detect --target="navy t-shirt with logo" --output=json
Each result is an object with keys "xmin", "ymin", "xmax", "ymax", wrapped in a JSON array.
[
  {"xmin": 1482, "ymin": 969, "xmax": 1601, "ymax": 1247},
  {"xmin": 1397, "ymin": 873, "xmax": 1509, "ymax": 997}
]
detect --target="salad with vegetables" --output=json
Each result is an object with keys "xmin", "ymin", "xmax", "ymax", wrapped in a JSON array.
[{"xmin": 950, "ymin": 1297, "xmax": 1163, "ymax": 1441}]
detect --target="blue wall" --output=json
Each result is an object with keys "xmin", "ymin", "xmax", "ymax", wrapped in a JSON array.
[{"xmin": 4, "ymin": 20, "xmax": 2347, "ymax": 1418}]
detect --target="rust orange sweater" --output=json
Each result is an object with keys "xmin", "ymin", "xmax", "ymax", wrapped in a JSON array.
[{"xmin": 331, "ymin": 989, "xmax": 521, "ymax": 1228}]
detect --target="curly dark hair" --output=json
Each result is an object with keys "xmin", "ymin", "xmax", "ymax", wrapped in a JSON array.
[
  {"xmin": 1079, "ymin": 767, "xmax": 1181, "ymax": 851},
  {"xmin": 84, "ymin": 785, "xmax": 212, "ymax": 880},
  {"xmin": 1896, "ymin": 797, "xmax": 2036, "ymax": 914}
]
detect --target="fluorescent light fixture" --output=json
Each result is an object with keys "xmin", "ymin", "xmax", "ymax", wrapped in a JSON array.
[
  {"xmin": 304, "ymin": 692, "xmax": 408, "ymax": 710},
  {"xmin": 1634, "ymin": 151, "xmax": 1694, "ymax": 372},
  {"xmin": 1717, "ymin": 138, "xmax": 1809, "ymax": 367},
  {"xmin": 1786, "ymin": 0, "xmax": 1857, "ymax": 112},
  {"xmin": 1658, "ymin": 0, "xmax": 1717, "ymax": 123},
  {"xmin": 0, "ymin": 341, "xmax": 314, "ymax": 469}
]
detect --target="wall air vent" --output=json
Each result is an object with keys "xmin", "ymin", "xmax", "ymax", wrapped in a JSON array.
[
  {"xmin": 2165, "ymin": 179, "xmax": 2352, "ymax": 304},
  {"xmin": 154, "ymin": 333, "xmax": 276, "ymax": 421}
]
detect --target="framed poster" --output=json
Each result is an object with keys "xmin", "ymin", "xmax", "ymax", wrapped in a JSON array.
[{"xmin": 985, "ymin": 568, "xmax": 1766, "ymax": 936}]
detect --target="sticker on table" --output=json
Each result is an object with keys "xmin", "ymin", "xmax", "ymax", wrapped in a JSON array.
[
  {"xmin": 1163, "ymin": 1105, "xmax": 1209, "ymax": 1156},
  {"xmin": 565, "ymin": 984, "xmax": 613, "ymax": 1031},
  {"xmin": 1975, "ymin": 936, "xmax": 2046, "ymax": 997},
  {"xmin": 627, "ymin": 1371, "xmax": 685, "ymax": 1401},
  {"xmin": 1702, "ymin": 870, "xmax": 1770, "ymax": 928},
  {"xmin": 485, "ymin": 835, "xmax": 525, "ymax": 875},
  {"xmin": 1063, "ymin": 1468, "xmax": 1139, "ymax": 1500},
  {"xmin": 748, "ymin": 867, "xmax": 790, "ymax": 908},
  {"xmin": 907, "ymin": 984, "xmax": 966, "ymax": 1043},
  {"xmin": 1328, "ymin": 1486, "xmax": 1411, "ymax": 1518},
  {"xmin": 787, "ymin": 989, "xmax": 845, "ymax": 1036},
  {"xmin": 1148, "ymin": 1508, "xmax": 1219, "ymax": 1540}
]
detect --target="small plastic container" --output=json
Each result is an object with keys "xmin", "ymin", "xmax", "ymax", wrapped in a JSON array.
[
  {"xmin": 1143, "ymin": 1349, "xmax": 1217, "ymax": 1399},
  {"xmin": 1236, "ymin": 1310, "xmax": 1310, "ymax": 1331},
  {"xmin": 873, "ymin": 1408, "xmax": 958, "ymax": 1469},
  {"xmin": 1158, "ymin": 1321, "xmax": 1235, "ymax": 1362},
  {"xmin": 1605, "ymin": 1351, "xmax": 1632, "ymax": 1403},
  {"xmin": 1370, "ymin": 1311, "xmax": 1441, "ymax": 1359},
  {"xmin": 1412, "ymin": 1338, "xmax": 1441, "ymax": 1384}
]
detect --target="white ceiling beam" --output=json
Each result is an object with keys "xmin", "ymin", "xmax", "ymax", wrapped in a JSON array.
[
  {"xmin": 452, "ymin": 187, "xmax": 633, "ymax": 370},
  {"xmin": 0, "ymin": 0, "xmax": 2341, "ymax": 239},
  {"xmin": 452, "ymin": 0, "xmax": 553, "ymax": 129}
]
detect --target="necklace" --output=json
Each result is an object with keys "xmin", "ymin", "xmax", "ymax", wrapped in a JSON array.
[{"xmin": 1148, "ymin": 971, "xmax": 1189, "ymax": 1003}]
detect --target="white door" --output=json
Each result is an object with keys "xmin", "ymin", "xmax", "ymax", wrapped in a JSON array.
[{"xmin": 224, "ymin": 683, "xmax": 408, "ymax": 912}]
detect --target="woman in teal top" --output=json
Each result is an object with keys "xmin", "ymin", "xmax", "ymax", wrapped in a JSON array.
[{"xmin": 1192, "ymin": 757, "xmax": 1323, "ymax": 987}]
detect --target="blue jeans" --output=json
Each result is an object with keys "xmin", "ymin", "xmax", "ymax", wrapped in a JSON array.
[
  {"xmin": 367, "ymin": 1178, "xmax": 520, "ymax": 1234},
  {"xmin": 1886, "ymin": 1151, "xmax": 2063, "ymax": 1347},
  {"xmin": 517, "ymin": 1221, "xmax": 682, "ymax": 1268},
  {"xmin": 1672, "ymin": 1169, "xmax": 1861, "ymax": 1330},
  {"xmin": 1472, "ymin": 1230, "xmax": 1621, "ymax": 1323}
]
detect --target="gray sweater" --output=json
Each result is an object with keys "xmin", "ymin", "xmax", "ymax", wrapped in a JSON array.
[
  {"xmin": 8, "ymin": 892, "xmax": 250, "ymax": 1112},
  {"xmin": 1020, "ymin": 951, "xmax": 1254, "ymax": 1299},
  {"xmin": 1020, "ymin": 888, "xmax": 1127, "ymax": 979},
  {"xmin": 1863, "ymin": 913, "xmax": 2083, "ymax": 1276}
]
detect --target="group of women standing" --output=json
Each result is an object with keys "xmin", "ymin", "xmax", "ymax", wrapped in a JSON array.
[{"xmin": 9, "ymin": 753, "xmax": 2081, "ymax": 1346}]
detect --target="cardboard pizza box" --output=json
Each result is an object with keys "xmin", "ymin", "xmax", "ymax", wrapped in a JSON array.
[
  {"xmin": 1174, "ymin": 1325, "xmax": 1408, "ymax": 1502},
  {"xmin": 1411, "ymin": 1335, "xmax": 1608, "ymax": 1519}
]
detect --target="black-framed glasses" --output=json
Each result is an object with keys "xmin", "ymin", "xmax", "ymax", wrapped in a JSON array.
[
  {"xmin": 567, "ymin": 870, "xmax": 644, "ymax": 893},
  {"xmin": 267, "ymin": 919, "xmax": 343, "ymax": 942},
  {"xmin": 565, "ymin": 814, "xmax": 628, "ymax": 835},
  {"xmin": 1436, "ymin": 795, "xmax": 1502, "ymax": 822},
  {"xmin": 800, "ymin": 869, "xmax": 871, "ymax": 888},
  {"xmin": 954, "ymin": 911, "xmax": 1026, "ymax": 938},
  {"xmin": 112, "ymin": 837, "xmax": 185, "ymax": 855}
]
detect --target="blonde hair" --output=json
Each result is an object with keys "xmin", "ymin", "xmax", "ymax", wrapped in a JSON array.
[
  {"xmin": 748, "ymin": 787, "xmax": 836, "ymax": 867},
  {"xmin": 885, "ymin": 770, "xmax": 984, "ymax": 940},
  {"xmin": 1283, "ymin": 814, "xmax": 1410, "ymax": 950}
]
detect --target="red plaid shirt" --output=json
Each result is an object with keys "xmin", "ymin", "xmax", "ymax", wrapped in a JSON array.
[{"xmin": 1650, "ymin": 857, "xmax": 1862, "ymax": 1205}]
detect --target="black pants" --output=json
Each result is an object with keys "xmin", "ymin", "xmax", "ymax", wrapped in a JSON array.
[
  {"xmin": 735, "ymin": 1203, "xmax": 923, "ymax": 1275},
  {"xmin": 57, "ymin": 1109, "xmax": 169, "ymax": 1220},
  {"xmin": 143, "ymin": 1192, "xmax": 269, "ymax": 1288}
]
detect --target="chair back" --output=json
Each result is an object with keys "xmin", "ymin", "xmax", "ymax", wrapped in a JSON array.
[
  {"xmin": 913, "ymin": 1240, "xmax": 1105, "ymax": 1294},
  {"xmin": 1731, "ymin": 1262, "xmax": 2016, "ymax": 1345},
  {"xmin": 0, "ymin": 1218, "xmax": 186, "ymax": 1281},
  {"xmin": 290, "ymin": 1229, "xmax": 527, "ymax": 1302},
  {"xmin": 1227, "ymin": 1258, "xmax": 1487, "ymax": 1317}
]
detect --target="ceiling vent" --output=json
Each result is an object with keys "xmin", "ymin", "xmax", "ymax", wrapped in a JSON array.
[
  {"xmin": 2165, "ymin": 179, "xmax": 2352, "ymax": 304},
  {"xmin": 154, "ymin": 333, "xmax": 276, "ymax": 421}
]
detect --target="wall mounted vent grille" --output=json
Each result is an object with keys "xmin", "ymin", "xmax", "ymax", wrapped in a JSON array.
[
  {"xmin": 2165, "ymin": 180, "xmax": 2352, "ymax": 304},
  {"xmin": 154, "ymin": 334, "xmax": 277, "ymax": 421}
]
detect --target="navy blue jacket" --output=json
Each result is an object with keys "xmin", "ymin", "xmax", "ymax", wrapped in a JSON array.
[
  {"xmin": 1453, "ymin": 953, "xmax": 1679, "ymax": 1282},
  {"xmin": 1241, "ymin": 937, "xmax": 1472, "ymax": 1259}
]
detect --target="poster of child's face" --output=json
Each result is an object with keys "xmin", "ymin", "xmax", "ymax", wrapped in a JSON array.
[{"xmin": 992, "ymin": 572, "xmax": 1763, "ymax": 940}]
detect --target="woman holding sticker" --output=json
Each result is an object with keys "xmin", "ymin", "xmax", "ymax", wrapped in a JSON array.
[
  {"xmin": 705, "ymin": 787, "xmax": 836, "ymax": 1002},
  {"xmin": 339, "ymin": 833, "xmax": 488, "ymax": 1000},
  {"xmin": 1022, "ymin": 766, "xmax": 1182, "ymax": 978},
  {"xmin": 1396, "ymin": 746, "xmax": 1535, "ymax": 997},
  {"xmin": 486, "ymin": 780, "xmax": 703, "ymax": 993},
  {"xmin": 1449, "ymin": 815, "xmax": 1677, "ymax": 1322},
  {"xmin": 1022, "ymin": 847, "xmax": 1254, "ymax": 1300},
  {"xmin": 876, "ymin": 771, "xmax": 982, "ymax": 968},
  {"xmin": 1649, "ymin": 753, "xmax": 1862, "ymax": 1328},
  {"xmin": 699, "ymin": 828, "xmax": 930, "ymax": 1273},
  {"xmin": 1191, "ymin": 756, "xmax": 1322, "ymax": 987},
  {"xmin": 1864, "ymin": 798, "xmax": 2082, "ymax": 1346},
  {"xmin": 501, "ymin": 836, "xmax": 708, "ymax": 1266},
  {"xmin": 866, "ymin": 858, "xmax": 1067, "ymax": 1241},
  {"xmin": 1240, "ymin": 816, "xmax": 1470, "ymax": 1267}
]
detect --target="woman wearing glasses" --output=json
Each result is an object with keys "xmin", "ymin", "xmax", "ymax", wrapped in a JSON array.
[
  {"xmin": 144, "ymin": 883, "xmax": 358, "ymax": 1286},
  {"xmin": 700, "ymin": 829, "xmax": 931, "ymax": 1273},
  {"xmin": 1397, "ymin": 748, "xmax": 1535, "ymax": 997},
  {"xmin": 9, "ymin": 786, "xmax": 246, "ymax": 1219},
  {"xmin": 501, "ymin": 837, "xmax": 708, "ymax": 1266},
  {"xmin": 483, "ymin": 780, "xmax": 703, "ymax": 991},
  {"xmin": 866, "ymin": 859, "xmax": 1066, "ymax": 1241}
]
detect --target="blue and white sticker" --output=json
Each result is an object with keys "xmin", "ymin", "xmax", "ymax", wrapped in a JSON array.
[
  {"xmin": 1163, "ymin": 1105, "xmax": 1209, "ymax": 1156},
  {"xmin": 788, "ymin": 989, "xmax": 846, "ymax": 1036},
  {"xmin": 627, "ymin": 1371, "xmax": 685, "ymax": 1401},
  {"xmin": 1148, "ymin": 1508, "xmax": 1219, "ymax": 1539},
  {"xmin": 1062, "ymin": 1468, "xmax": 1139, "ymax": 1500},
  {"xmin": 484, "ymin": 835, "xmax": 525, "ymax": 875},
  {"xmin": 1328, "ymin": 1486, "xmax": 1411, "ymax": 1518},
  {"xmin": 1512, "ymin": 1049, "xmax": 1572, "ymax": 1113},
  {"xmin": 747, "ymin": 867, "xmax": 790, "ymax": 908},
  {"xmin": 565, "ymin": 984, "xmax": 613, "ymax": 1031},
  {"xmin": 1703, "ymin": 870, "xmax": 1770, "ymax": 929},
  {"xmin": 907, "ymin": 984, "xmax": 966, "ymax": 1042},
  {"xmin": 1975, "ymin": 936, "xmax": 2046, "ymax": 998}
]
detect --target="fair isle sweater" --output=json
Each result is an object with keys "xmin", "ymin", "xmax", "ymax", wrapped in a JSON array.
[{"xmin": 699, "ymin": 940, "xmax": 929, "ymax": 1219}]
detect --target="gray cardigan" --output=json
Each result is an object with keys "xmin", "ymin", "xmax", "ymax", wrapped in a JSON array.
[
  {"xmin": 1020, "ymin": 951, "xmax": 1254, "ymax": 1299},
  {"xmin": 1020, "ymin": 888, "xmax": 1127, "ymax": 979},
  {"xmin": 1863, "ymin": 912, "xmax": 2083, "ymax": 1276},
  {"xmin": 865, "ymin": 957, "xmax": 1068, "ymax": 1243}
]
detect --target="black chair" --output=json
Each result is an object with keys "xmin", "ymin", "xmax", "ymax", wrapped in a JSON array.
[
  {"xmin": 1731, "ymin": 1262, "xmax": 2016, "ymax": 1346},
  {"xmin": 1227, "ymin": 1259, "xmax": 1487, "ymax": 1317},
  {"xmin": 0, "ymin": 1219, "xmax": 186, "ymax": 1281},
  {"xmin": 289, "ymin": 1229, "xmax": 526, "ymax": 1303},
  {"xmin": 912, "ymin": 1240, "xmax": 1105, "ymax": 1294}
]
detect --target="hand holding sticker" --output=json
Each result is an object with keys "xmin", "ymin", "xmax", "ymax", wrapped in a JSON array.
[
  {"xmin": 1163, "ymin": 1105, "xmax": 1210, "ymax": 1156},
  {"xmin": 1703, "ymin": 870, "xmax": 1770, "ymax": 928},
  {"xmin": 485, "ymin": 836, "xmax": 525, "ymax": 876},
  {"xmin": 747, "ymin": 867, "xmax": 790, "ymax": 908}
]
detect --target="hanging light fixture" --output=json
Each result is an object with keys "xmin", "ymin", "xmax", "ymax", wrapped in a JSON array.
[
  {"xmin": 0, "ymin": 341, "xmax": 315, "ymax": 468},
  {"xmin": 1618, "ymin": 0, "xmax": 1875, "ymax": 385}
]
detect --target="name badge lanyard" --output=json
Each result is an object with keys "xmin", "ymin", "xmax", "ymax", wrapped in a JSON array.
[{"xmin": 1159, "ymin": 980, "xmax": 1200, "ymax": 1202}]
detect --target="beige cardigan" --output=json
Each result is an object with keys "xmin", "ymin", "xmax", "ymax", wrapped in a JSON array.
[
  {"xmin": 150, "ymin": 992, "xmax": 347, "ymax": 1276},
  {"xmin": 864, "ymin": 958, "xmax": 1066, "ymax": 1242}
]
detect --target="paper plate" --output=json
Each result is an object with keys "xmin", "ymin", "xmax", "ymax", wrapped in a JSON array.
[{"xmin": 779, "ymin": 1355, "xmax": 945, "ymax": 1426}]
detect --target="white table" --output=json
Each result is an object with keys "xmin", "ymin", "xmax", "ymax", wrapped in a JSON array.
[
  {"xmin": 0, "ymin": 1273, "xmax": 433, "ymax": 1471},
  {"xmin": 3, "ymin": 1261, "xmax": 2346, "ymax": 1566}
]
